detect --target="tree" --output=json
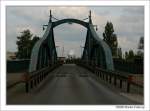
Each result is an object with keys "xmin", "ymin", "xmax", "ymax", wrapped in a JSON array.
[
  {"xmin": 138, "ymin": 37, "xmax": 144, "ymax": 50},
  {"xmin": 137, "ymin": 36, "xmax": 144, "ymax": 57},
  {"xmin": 124, "ymin": 50, "xmax": 135, "ymax": 61},
  {"xmin": 125, "ymin": 51, "xmax": 128, "ymax": 60},
  {"xmin": 16, "ymin": 29, "xmax": 40, "ymax": 59},
  {"xmin": 128, "ymin": 50, "xmax": 134, "ymax": 60},
  {"xmin": 103, "ymin": 21, "xmax": 118, "ymax": 57},
  {"xmin": 30, "ymin": 36, "xmax": 40, "ymax": 50},
  {"xmin": 117, "ymin": 47, "xmax": 122, "ymax": 59}
]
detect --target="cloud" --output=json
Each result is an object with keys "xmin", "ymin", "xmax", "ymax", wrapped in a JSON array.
[
  {"xmin": 6, "ymin": 6, "xmax": 144, "ymax": 57},
  {"xmin": 50, "ymin": 7, "xmax": 89, "ymax": 19},
  {"xmin": 54, "ymin": 23, "xmax": 87, "ymax": 42},
  {"xmin": 54, "ymin": 24, "xmax": 87, "ymax": 57},
  {"xmin": 118, "ymin": 36, "xmax": 138, "ymax": 53},
  {"xmin": 7, "ymin": 6, "xmax": 49, "ymax": 22},
  {"xmin": 55, "ymin": 39, "xmax": 84, "ymax": 57},
  {"xmin": 123, "ymin": 7, "xmax": 144, "ymax": 15}
]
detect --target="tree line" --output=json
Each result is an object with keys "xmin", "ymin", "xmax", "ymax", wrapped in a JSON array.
[
  {"xmin": 103, "ymin": 21, "xmax": 144, "ymax": 61},
  {"xmin": 16, "ymin": 22, "xmax": 144, "ymax": 61},
  {"xmin": 16, "ymin": 30, "xmax": 39, "ymax": 59}
]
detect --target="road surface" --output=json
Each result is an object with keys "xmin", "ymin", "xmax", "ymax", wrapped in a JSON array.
[{"xmin": 7, "ymin": 64, "xmax": 138, "ymax": 104}]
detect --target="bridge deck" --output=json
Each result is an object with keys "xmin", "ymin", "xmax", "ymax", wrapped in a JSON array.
[{"xmin": 7, "ymin": 64, "xmax": 138, "ymax": 104}]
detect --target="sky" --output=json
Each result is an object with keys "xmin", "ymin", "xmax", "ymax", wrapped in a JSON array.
[{"xmin": 6, "ymin": 6, "xmax": 144, "ymax": 58}]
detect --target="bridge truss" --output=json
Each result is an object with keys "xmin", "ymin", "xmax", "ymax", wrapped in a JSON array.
[{"xmin": 29, "ymin": 10, "xmax": 114, "ymax": 72}]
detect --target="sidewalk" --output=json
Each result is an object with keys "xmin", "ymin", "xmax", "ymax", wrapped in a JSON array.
[
  {"xmin": 120, "ymin": 93, "xmax": 143, "ymax": 104},
  {"xmin": 7, "ymin": 73, "xmax": 25, "ymax": 88},
  {"xmin": 92, "ymin": 74, "xmax": 144, "ymax": 104}
]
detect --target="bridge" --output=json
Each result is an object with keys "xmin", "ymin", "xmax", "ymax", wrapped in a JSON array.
[{"xmin": 7, "ymin": 10, "xmax": 143, "ymax": 105}]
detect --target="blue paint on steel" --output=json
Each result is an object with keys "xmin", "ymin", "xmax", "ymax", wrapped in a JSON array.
[
  {"xmin": 29, "ymin": 23, "xmax": 53, "ymax": 72},
  {"xmin": 29, "ymin": 16, "xmax": 114, "ymax": 72},
  {"xmin": 89, "ymin": 24, "xmax": 114, "ymax": 70},
  {"xmin": 52, "ymin": 18, "xmax": 88, "ymax": 28}
]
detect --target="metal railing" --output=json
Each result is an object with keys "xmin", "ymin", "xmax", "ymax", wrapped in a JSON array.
[
  {"xmin": 24, "ymin": 62, "xmax": 62, "ymax": 93},
  {"xmin": 76, "ymin": 61, "xmax": 143, "ymax": 94}
]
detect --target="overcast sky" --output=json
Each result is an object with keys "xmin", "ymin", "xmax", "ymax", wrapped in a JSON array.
[{"xmin": 6, "ymin": 6, "xmax": 144, "ymax": 57}]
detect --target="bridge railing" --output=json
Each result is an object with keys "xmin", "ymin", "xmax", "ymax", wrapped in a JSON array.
[
  {"xmin": 94, "ymin": 67, "xmax": 143, "ymax": 93},
  {"xmin": 24, "ymin": 62, "xmax": 62, "ymax": 93},
  {"xmin": 76, "ymin": 61, "xmax": 143, "ymax": 94}
]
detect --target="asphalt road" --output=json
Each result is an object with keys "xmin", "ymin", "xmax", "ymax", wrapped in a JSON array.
[{"xmin": 7, "ymin": 64, "xmax": 138, "ymax": 105}]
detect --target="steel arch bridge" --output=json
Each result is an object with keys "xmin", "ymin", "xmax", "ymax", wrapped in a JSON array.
[{"xmin": 29, "ymin": 10, "xmax": 114, "ymax": 72}]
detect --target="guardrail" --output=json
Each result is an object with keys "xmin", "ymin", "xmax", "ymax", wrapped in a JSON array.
[
  {"xmin": 77, "ymin": 62, "xmax": 143, "ymax": 94},
  {"xmin": 24, "ymin": 62, "xmax": 62, "ymax": 93}
]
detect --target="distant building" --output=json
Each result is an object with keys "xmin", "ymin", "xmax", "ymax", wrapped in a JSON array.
[
  {"xmin": 57, "ymin": 57, "xmax": 66, "ymax": 63},
  {"xmin": 68, "ymin": 54, "xmax": 76, "ymax": 59},
  {"xmin": 7, "ymin": 52, "xmax": 16, "ymax": 60},
  {"xmin": 68, "ymin": 50, "xmax": 76, "ymax": 59}
]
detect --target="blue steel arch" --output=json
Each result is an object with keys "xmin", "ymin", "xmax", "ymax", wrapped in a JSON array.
[
  {"xmin": 29, "ymin": 22, "xmax": 57, "ymax": 72},
  {"xmin": 52, "ymin": 18, "xmax": 114, "ymax": 70},
  {"xmin": 52, "ymin": 18, "xmax": 88, "ymax": 28},
  {"xmin": 29, "ymin": 15, "xmax": 114, "ymax": 72},
  {"xmin": 88, "ymin": 24, "xmax": 114, "ymax": 70}
]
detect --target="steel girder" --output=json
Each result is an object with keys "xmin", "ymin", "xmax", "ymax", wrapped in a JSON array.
[
  {"xmin": 29, "ymin": 18, "xmax": 114, "ymax": 72},
  {"xmin": 82, "ymin": 24, "xmax": 114, "ymax": 70},
  {"xmin": 29, "ymin": 22, "xmax": 57, "ymax": 72}
]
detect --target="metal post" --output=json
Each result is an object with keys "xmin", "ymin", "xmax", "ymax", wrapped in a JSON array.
[
  {"xmin": 30, "ymin": 80, "xmax": 33, "ymax": 88},
  {"xmin": 89, "ymin": 10, "xmax": 92, "ymax": 23},
  {"xmin": 34, "ymin": 79, "xmax": 36, "ymax": 86},
  {"xmin": 109, "ymin": 75, "xmax": 111, "ymax": 83},
  {"xmin": 49, "ymin": 10, "xmax": 52, "ymax": 22},
  {"xmin": 25, "ymin": 82, "xmax": 29, "ymax": 93},
  {"xmin": 106, "ymin": 75, "xmax": 108, "ymax": 81},
  {"xmin": 100, "ymin": 72, "xmax": 102, "ymax": 78},
  {"xmin": 127, "ymin": 82, "xmax": 130, "ymax": 93},
  {"xmin": 114, "ymin": 77, "xmax": 117, "ymax": 86},
  {"xmin": 120, "ymin": 79, "xmax": 122, "ymax": 88},
  {"xmin": 103, "ymin": 74, "xmax": 104, "ymax": 80},
  {"xmin": 37, "ymin": 77, "xmax": 39, "ymax": 84}
]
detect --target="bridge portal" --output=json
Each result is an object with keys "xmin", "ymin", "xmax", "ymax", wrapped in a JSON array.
[{"xmin": 29, "ymin": 10, "xmax": 114, "ymax": 72}]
